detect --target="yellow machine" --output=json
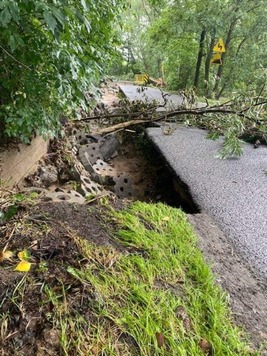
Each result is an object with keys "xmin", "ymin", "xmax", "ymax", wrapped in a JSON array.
[
  {"xmin": 134, "ymin": 73, "xmax": 149, "ymax": 85},
  {"xmin": 134, "ymin": 74, "xmax": 166, "ymax": 87}
]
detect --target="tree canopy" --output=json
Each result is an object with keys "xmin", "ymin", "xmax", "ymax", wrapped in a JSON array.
[
  {"xmin": 117, "ymin": 0, "xmax": 267, "ymax": 99},
  {"xmin": 0, "ymin": 0, "xmax": 124, "ymax": 142}
]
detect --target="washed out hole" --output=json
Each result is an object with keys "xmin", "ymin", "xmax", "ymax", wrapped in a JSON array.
[{"xmin": 108, "ymin": 131, "xmax": 200, "ymax": 214}]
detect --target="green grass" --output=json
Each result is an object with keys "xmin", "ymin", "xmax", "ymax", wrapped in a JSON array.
[{"xmin": 61, "ymin": 202, "xmax": 256, "ymax": 355}]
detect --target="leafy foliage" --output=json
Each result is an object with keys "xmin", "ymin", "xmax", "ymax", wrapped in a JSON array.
[
  {"xmin": 0, "ymin": 0, "xmax": 124, "ymax": 142},
  {"xmin": 116, "ymin": 0, "xmax": 267, "ymax": 98}
]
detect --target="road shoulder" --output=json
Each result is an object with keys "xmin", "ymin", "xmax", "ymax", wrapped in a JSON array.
[{"xmin": 189, "ymin": 213, "xmax": 267, "ymax": 351}]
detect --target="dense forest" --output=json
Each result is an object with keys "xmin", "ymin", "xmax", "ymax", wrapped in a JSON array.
[
  {"xmin": 114, "ymin": 0, "xmax": 267, "ymax": 99},
  {"xmin": 0, "ymin": 0, "xmax": 266, "ymax": 149}
]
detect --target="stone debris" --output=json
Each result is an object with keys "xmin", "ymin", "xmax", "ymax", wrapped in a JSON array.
[
  {"xmin": 99, "ymin": 135, "xmax": 119, "ymax": 161},
  {"xmin": 37, "ymin": 165, "xmax": 58, "ymax": 187}
]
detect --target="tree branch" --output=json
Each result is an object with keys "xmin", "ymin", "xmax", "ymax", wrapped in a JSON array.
[
  {"xmin": 78, "ymin": 102, "xmax": 265, "ymax": 126},
  {"xmin": 0, "ymin": 45, "xmax": 32, "ymax": 71}
]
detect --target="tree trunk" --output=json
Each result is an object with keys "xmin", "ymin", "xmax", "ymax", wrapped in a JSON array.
[
  {"xmin": 216, "ymin": 37, "xmax": 247, "ymax": 99},
  {"xmin": 204, "ymin": 36, "xmax": 216, "ymax": 98},
  {"xmin": 213, "ymin": 18, "xmax": 237, "ymax": 98},
  {"xmin": 194, "ymin": 29, "xmax": 206, "ymax": 91}
]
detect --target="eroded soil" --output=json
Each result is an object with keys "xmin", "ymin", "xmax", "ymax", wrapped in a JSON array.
[{"xmin": 0, "ymin": 201, "xmax": 124, "ymax": 355}]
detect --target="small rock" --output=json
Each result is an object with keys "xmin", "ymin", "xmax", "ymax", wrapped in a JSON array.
[{"xmin": 38, "ymin": 165, "xmax": 58, "ymax": 187}]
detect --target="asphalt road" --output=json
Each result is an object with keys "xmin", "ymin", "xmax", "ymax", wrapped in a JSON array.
[
  {"xmin": 119, "ymin": 84, "xmax": 183, "ymax": 111},
  {"xmin": 147, "ymin": 127, "xmax": 267, "ymax": 275}
]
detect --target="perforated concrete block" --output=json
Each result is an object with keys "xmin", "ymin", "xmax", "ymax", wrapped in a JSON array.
[
  {"xmin": 92, "ymin": 159, "xmax": 115, "ymax": 177},
  {"xmin": 80, "ymin": 175, "xmax": 103, "ymax": 196},
  {"xmin": 72, "ymin": 129, "xmax": 98, "ymax": 146},
  {"xmin": 79, "ymin": 143, "xmax": 103, "ymax": 165},
  {"xmin": 23, "ymin": 187, "xmax": 85, "ymax": 204},
  {"xmin": 114, "ymin": 174, "xmax": 135, "ymax": 199},
  {"xmin": 49, "ymin": 190, "xmax": 85, "ymax": 204}
]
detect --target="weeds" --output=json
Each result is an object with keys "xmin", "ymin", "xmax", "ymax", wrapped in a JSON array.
[{"xmin": 65, "ymin": 202, "xmax": 256, "ymax": 355}]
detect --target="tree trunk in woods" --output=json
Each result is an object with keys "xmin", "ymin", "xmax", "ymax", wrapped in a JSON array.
[
  {"xmin": 194, "ymin": 29, "xmax": 206, "ymax": 91},
  {"xmin": 204, "ymin": 36, "xmax": 216, "ymax": 98},
  {"xmin": 216, "ymin": 37, "xmax": 247, "ymax": 99},
  {"xmin": 213, "ymin": 18, "xmax": 237, "ymax": 99}
]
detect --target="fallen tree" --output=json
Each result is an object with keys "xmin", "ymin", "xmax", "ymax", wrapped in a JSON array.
[{"xmin": 73, "ymin": 89, "xmax": 267, "ymax": 158}]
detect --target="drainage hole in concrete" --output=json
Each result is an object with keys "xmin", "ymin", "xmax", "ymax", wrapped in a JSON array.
[{"xmin": 57, "ymin": 195, "xmax": 70, "ymax": 201}]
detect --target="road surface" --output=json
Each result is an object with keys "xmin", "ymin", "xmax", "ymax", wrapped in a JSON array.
[
  {"xmin": 119, "ymin": 83, "xmax": 267, "ymax": 276},
  {"xmin": 119, "ymin": 83, "xmax": 183, "ymax": 111},
  {"xmin": 147, "ymin": 126, "xmax": 267, "ymax": 275}
]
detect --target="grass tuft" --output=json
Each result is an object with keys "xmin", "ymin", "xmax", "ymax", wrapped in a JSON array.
[{"xmin": 66, "ymin": 202, "xmax": 257, "ymax": 355}]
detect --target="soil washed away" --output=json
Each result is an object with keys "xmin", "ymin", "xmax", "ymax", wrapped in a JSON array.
[{"xmin": 110, "ymin": 131, "xmax": 200, "ymax": 214}]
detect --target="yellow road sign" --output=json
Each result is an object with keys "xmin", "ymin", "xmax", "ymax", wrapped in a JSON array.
[
  {"xmin": 134, "ymin": 74, "xmax": 149, "ymax": 85},
  {"xmin": 213, "ymin": 38, "xmax": 226, "ymax": 53},
  {"xmin": 210, "ymin": 53, "xmax": 222, "ymax": 65}
]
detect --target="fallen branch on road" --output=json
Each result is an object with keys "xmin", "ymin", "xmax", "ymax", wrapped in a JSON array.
[
  {"xmin": 74, "ymin": 93, "xmax": 266, "ymax": 158},
  {"xmin": 77, "ymin": 103, "xmax": 265, "ymax": 127},
  {"xmin": 96, "ymin": 119, "xmax": 153, "ymax": 134}
]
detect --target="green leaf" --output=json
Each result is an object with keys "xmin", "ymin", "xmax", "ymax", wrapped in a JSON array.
[
  {"xmin": 0, "ymin": 7, "xmax": 11, "ymax": 27},
  {"xmin": 4, "ymin": 205, "xmax": 18, "ymax": 220},
  {"xmin": 51, "ymin": 8, "xmax": 66, "ymax": 27},
  {"xmin": 81, "ymin": 0, "xmax": 89, "ymax": 11},
  {"xmin": 84, "ymin": 18, "xmax": 91, "ymax": 33},
  {"xmin": 8, "ymin": 35, "xmax": 16, "ymax": 51},
  {"xmin": 43, "ymin": 10, "xmax": 57, "ymax": 33}
]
